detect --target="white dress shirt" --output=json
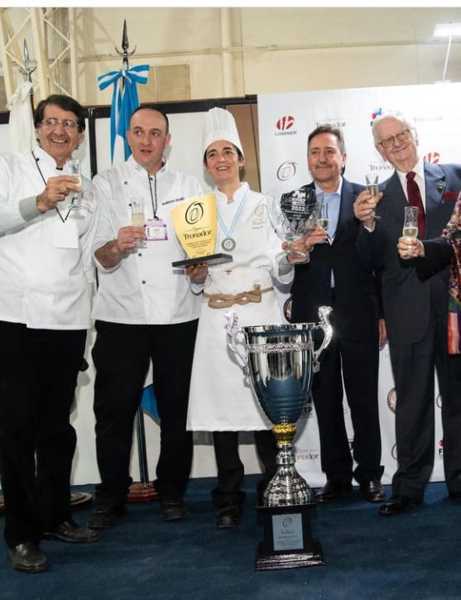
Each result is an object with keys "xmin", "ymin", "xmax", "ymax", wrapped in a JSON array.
[
  {"xmin": 0, "ymin": 146, "xmax": 97, "ymax": 329},
  {"xmin": 397, "ymin": 157, "xmax": 426, "ymax": 210},
  {"xmin": 91, "ymin": 156, "xmax": 203, "ymax": 325}
]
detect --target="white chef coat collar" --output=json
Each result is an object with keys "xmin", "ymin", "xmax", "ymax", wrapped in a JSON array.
[
  {"xmin": 128, "ymin": 154, "xmax": 168, "ymax": 177},
  {"xmin": 215, "ymin": 181, "xmax": 249, "ymax": 203},
  {"xmin": 33, "ymin": 145, "xmax": 64, "ymax": 170}
]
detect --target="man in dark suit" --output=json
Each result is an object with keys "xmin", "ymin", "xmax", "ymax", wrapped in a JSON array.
[
  {"xmin": 285, "ymin": 124, "xmax": 385, "ymax": 503},
  {"xmin": 354, "ymin": 112, "xmax": 461, "ymax": 515}
]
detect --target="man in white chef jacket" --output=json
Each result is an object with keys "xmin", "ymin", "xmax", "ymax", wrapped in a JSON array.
[
  {"xmin": 87, "ymin": 106, "xmax": 203, "ymax": 529},
  {"xmin": 0, "ymin": 94, "xmax": 100, "ymax": 574}
]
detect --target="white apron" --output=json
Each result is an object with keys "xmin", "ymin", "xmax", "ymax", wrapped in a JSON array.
[{"xmin": 187, "ymin": 185, "xmax": 292, "ymax": 431}]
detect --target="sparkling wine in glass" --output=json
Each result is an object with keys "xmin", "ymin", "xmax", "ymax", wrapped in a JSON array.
[
  {"xmin": 130, "ymin": 198, "xmax": 146, "ymax": 248},
  {"xmin": 402, "ymin": 206, "xmax": 419, "ymax": 239},
  {"xmin": 69, "ymin": 158, "xmax": 82, "ymax": 208},
  {"xmin": 317, "ymin": 197, "xmax": 329, "ymax": 231},
  {"xmin": 365, "ymin": 174, "xmax": 381, "ymax": 220}
]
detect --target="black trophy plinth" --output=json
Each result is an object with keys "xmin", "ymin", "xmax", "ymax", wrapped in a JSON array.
[
  {"xmin": 256, "ymin": 503, "xmax": 325, "ymax": 571},
  {"xmin": 172, "ymin": 253, "xmax": 232, "ymax": 269}
]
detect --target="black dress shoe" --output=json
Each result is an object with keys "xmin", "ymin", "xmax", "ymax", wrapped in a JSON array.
[
  {"xmin": 88, "ymin": 504, "xmax": 127, "ymax": 529},
  {"xmin": 378, "ymin": 495, "xmax": 421, "ymax": 516},
  {"xmin": 316, "ymin": 480, "xmax": 353, "ymax": 503},
  {"xmin": 44, "ymin": 519, "xmax": 101, "ymax": 543},
  {"xmin": 216, "ymin": 506, "xmax": 241, "ymax": 529},
  {"xmin": 160, "ymin": 500, "xmax": 186, "ymax": 522},
  {"xmin": 360, "ymin": 480, "xmax": 385, "ymax": 503},
  {"xmin": 8, "ymin": 542, "xmax": 48, "ymax": 573}
]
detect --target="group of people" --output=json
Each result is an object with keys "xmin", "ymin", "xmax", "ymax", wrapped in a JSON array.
[{"xmin": 0, "ymin": 92, "xmax": 460, "ymax": 575}]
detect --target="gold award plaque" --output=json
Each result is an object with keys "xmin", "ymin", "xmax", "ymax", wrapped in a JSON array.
[{"xmin": 171, "ymin": 193, "xmax": 217, "ymax": 259}]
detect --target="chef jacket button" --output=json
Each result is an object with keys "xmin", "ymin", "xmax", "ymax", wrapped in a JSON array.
[{"xmin": 142, "ymin": 280, "xmax": 146, "ymax": 284}]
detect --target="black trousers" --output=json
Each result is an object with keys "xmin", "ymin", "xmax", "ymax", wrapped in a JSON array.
[
  {"xmin": 212, "ymin": 430, "xmax": 278, "ymax": 509},
  {"xmin": 389, "ymin": 311, "xmax": 461, "ymax": 500},
  {"xmin": 313, "ymin": 332, "xmax": 384, "ymax": 484},
  {"xmin": 92, "ymin": 319, "xmax": 198, "ymax": 506},
  {"xmin": 0, "ymin": 322, "xmax": 86, "ymax": 548}
]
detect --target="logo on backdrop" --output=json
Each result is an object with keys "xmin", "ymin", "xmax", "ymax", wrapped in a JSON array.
[
  {"xmin": 301, "ymin": 402, "xmax": 313, "ymax": 419},
  {"xmin": 275, "ymin": 115, "xmax": 297, "ymax": 137},
  {"xmin": 438, "ymin": 439, "xmax": 444, "ymax": 458},
  {"xmin": 276, "ymin": 161, "xmax": 297, "ymax": 182},
  {"xmin": 370, "ymin": 107, "xmax": 383, "ymax": 126},
  {"xmin": 283, "ymin": 297, "xmax": 293, "ymax": 322},
  {"xmin": 387, "ymin": 388, "xmax": 397, "ymax": 413},
  {"xmin": 425, "ymin": 152, "xmax": 440, "ymax": 164},
  {"xmin": 391, "ymin": 443, "xmax": 397, "ymax": 460},
  {"xmin": 296, "ymin": 447, "xmax": 320, "ymax": 461},
  {"xmin": 435, "ymin": 393, "xmax": 442, "ymax": 409},
  {"xmin": 276, "ymin": 115, "xmax": 295, "ymax": 130},
  {"xmin": 368, "ymin": 160, "xmax": 392, "ymax": 174},
  {"xmin": 315, "ymin": 119, "xmax": 346, "ymax": 129}
]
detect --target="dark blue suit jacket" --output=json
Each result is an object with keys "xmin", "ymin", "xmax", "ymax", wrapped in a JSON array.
[
  {"xmin": 288, "ymin": 178, "xmax": 380, "ymax": 342},
  {"xmin": 356, "ymin": 162, "xmax": 461, "ymax": 345}
]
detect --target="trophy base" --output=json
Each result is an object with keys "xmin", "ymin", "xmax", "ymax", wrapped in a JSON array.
[
  {"xmin": 255, "ymin": 503, "xmax": 325, "ymax": 571},
  {"xmin": 256, "ymin": 542, "xmax": 324, "ymax": 571},
  {"xmin": 172, "ymin": 253, "xmax": 233, "ymax": 268},
  {"xmin": 127, "ymin": 481, "xmax": 159, "ymax": 503}
]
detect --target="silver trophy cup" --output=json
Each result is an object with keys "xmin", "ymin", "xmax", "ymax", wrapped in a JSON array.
[{"xmin": 226, "ymin": 306, "xmax": 333, "ymax": 570}]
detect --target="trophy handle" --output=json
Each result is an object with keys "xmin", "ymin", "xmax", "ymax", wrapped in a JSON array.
[
  {"xmin": 312, "ymin": 305, "xmax": 333, "ymax": 372},
  {"xmin": 224, "ymin": 311, "xmax": 249, "ymax": 370}
]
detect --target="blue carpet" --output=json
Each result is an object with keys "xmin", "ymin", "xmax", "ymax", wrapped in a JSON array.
[{"xmin": 0, "ymin": 478, "xmax": 460, "ymax": 600}]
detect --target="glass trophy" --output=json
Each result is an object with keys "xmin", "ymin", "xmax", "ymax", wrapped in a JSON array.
[{"xmin": 273, "ymin": 188, "xmax": 319, "ymax": 262}]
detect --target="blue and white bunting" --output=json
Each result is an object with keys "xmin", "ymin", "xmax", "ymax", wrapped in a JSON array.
[{"xmin": 97, "ymin": 63, "xmax": 150, "ymax": 164}]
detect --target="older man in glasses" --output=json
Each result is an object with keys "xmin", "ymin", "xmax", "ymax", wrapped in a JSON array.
[
  {"xmin": 354, "ymin": 112, "xmax": 461, "ymax": 516},
  {"xmin": 0, "ymin": 94, "xmax": 100, "ymax": 573}
]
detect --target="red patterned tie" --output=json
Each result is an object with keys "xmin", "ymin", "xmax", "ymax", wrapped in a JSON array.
[{"xmin": 406, "ymin": 171, "xmax": 426, "ymax": 238}]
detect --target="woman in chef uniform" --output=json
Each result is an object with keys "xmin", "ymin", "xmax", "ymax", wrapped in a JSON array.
[{"xmin": 186, "ymin": 108, "xmax": 295, "ymax": 528}]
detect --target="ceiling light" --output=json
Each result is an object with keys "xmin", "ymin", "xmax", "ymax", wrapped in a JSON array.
[{"xmin": 433, "ymin": 23, "xmax": 461, "ymax": 38}]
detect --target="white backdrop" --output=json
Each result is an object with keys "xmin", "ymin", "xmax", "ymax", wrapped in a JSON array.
[
  {"xmin": 1, "ymin": 82, "xmax": 458, "ymax": 486},
  {"xmin": 258, "ymin": 82, "xmax": 461, "ymax": 485}
]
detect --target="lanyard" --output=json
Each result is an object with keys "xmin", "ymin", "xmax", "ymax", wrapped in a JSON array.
[
  {"xmin": 32, "ymin": 151, "xmax": 72, "ymax": 223},
  {"xmin": 147, "ymin": 171, "xmax": 158, "ymax": 219},
  {"xmin": 217, "ymin": 188, "xmax": 248, "ymax": 240}
]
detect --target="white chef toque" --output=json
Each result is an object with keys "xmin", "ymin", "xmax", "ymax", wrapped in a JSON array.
[{"xmin": 202, "ymin": 107, "xmax": 244, "ymax": 159}]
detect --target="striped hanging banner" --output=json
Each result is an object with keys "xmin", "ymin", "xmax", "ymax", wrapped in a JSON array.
[{"xmin": 97, "ymin": 64, "xmax": 150, "ymax": 163}]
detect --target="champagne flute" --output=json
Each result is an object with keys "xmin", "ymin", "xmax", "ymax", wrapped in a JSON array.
[
  {"xmin": 316, "ymin": 193, "xmax": 330, "ymax": 243},
  {"xmin": 402, "ymin": 206, "xmax": 418, "ymax": 239},
  {"xmin": 365, "ymin": 174, "xmax": 381, "ymax": 220},
  {"xmin": 69, "ymin": 158, "xmax": 82, "ymax": 209},
  {"xmin": 318, "ymin": 198, "xmax": 329, "ymax": 230},
  {"xmin": 130, "ymin": 198, "xmax": 146, "ymax": 248}
]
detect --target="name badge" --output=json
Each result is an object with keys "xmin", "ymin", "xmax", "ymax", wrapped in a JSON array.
[
  {"xmin": 145, "ymin": 218, "xmax": 168, "ymax": 241},
  {"xmin": 52, "ymin": 220, "xmax": 79, "ymax": 249}
]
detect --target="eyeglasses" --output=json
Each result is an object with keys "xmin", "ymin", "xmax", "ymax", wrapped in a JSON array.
[
  {"xmin": 41, "ymin": 117, "xmax": 79, "ymax": 130},
  {"xmin": 378, "ymin": 129, "xmax": 412, "ymax": 150}
]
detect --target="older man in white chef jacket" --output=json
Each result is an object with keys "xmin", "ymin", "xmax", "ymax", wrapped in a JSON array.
[{"xmin": 0, "ymin": 94, "xmax": 100, "ymax": 574}]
